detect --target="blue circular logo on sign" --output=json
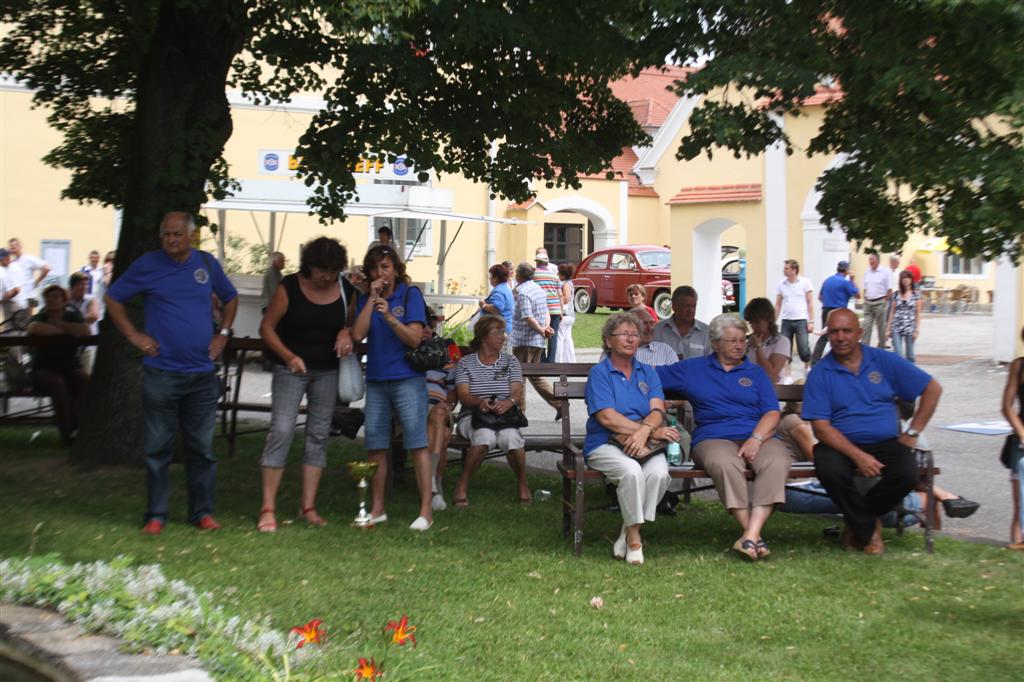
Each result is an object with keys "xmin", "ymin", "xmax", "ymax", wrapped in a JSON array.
[
  {"xmin": 393, "ymin": 156, "xmax": 409, "ymax": 176},
  {"xmin": 264, "ymin": 153, "xmax": 280, "ymax": 171}
]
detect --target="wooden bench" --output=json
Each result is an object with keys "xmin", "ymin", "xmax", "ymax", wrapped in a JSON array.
[
  {"xmin": 554, "ymin": 381, "xmax": 942, "ymax": 556},
  {"xmin": 0, "ymin": 334, "xmax": 98, "ymax": 424}
]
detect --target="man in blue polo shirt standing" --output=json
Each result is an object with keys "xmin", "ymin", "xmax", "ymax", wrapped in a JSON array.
[
  {"xmin": 802, "ymin": 309, "xmax": 941, "ymax": 555},
  {"xmin": 810, "ymin": 260, "xmax": 860, "ymax": 365},
  {"xmin": 106, "ymin": 212, "xmax": 238, "ymax": 535}
]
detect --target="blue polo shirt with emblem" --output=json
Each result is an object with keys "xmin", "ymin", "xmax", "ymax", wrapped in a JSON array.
[
  {"xmin": 820, "ymin": 273, "xmax": 860, "ymax": 309},
  {"xmin": 355, "ymin": 282, "xmax": 427, "ymax": 382},
  {"xmin": 107, "ymin": 249, "xmax": 237, "ymax": 373},
  {"xmin": 801, "ymin": 344, "xmax": 931, "ymax": 444},
  {"xmin": 584, "ymin": 357, "xmax": 664, "ymax": 456},
  {"xmin": 656, "ymin": 355, "xmax": 779, "ymax": 446}
]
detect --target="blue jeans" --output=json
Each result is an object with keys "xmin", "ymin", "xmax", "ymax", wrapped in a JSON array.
[
  {"xmin": 891, "ymin": 333, "xmax": 916, "ymax": 362},
  {"xmin": 142, "ymin": 367, "xmax": 220, "ymax": 523},
  {"xmin": 782, "ymin": 480, "xmax": 920, "ymax": 528},
  {"xmin": 780, "ymin": 318, "xmax": 810, "ymax": 363},
  {"xmin": 544, "ymin": 314, "xmax": 562, "ymax": 363},
  {"xmin": 364, "ymin": 376, "xmax": 428, "ymax": 451}
]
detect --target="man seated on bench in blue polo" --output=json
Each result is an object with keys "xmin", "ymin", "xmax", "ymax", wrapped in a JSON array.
[{"xmin": 802, "ymin": 308, "xmax": 942, "ymax": 555}]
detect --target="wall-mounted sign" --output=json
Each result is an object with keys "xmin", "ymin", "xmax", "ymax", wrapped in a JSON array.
[{"xmin": 257, "ymin": 149, "xmax": 417, "ymax": 181}]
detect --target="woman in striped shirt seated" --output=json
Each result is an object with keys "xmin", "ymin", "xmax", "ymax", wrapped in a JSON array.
[{"xmin": 452, "ymin": 314, "xmax": 528, "ymax": 506}]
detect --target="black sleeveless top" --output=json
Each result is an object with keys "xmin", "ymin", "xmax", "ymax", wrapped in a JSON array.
[{"xmin": 272, "ymin": 274, "xmax": 351, "ymax": 370}]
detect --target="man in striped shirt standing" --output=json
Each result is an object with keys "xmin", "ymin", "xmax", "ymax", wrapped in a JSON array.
[
  {"xmin": 510, "ymin": 262, "xmax": 557, "ymax": 411},
  {"xmin": 532, "ymin": 247, "xmax": 563, "ymax": 363}
]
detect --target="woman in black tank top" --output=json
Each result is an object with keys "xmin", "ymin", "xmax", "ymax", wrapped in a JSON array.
[
  {"xmin": 256, "ymin": 237, "xmax": 356, "ymax": 532},
  {"xmin": 1000, "ymin": 324, "xmax": 1024, "ymax": 550}
]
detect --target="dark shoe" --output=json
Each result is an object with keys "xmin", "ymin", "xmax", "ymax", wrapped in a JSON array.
[
  {"xmin": 732, "ymin": 539, "xmax": 758, "ymax": 561},
  {"xmin": 141, "ymin": 519, "xmax": 164, "ymax": 535},
  {"xmin": 941, "ymin": 497, "xmax": 980, "ymax": 519},
  {"xmin": 841, "ymin": 525, "xmax": 862, "ymax": 551},
  {"xmin": 863, "ymin": 519, "xmax": 885, "ymax": 556},
  {"xmin": 822, "ymin": 525, "xmax": 840, "ymax": 538},
  {"xmin": 193, "ymin": 515, "xmax": 221, "ymax": 531},
  {"xmin": 656, "ymin": 491, "xmax": 678, "ymax": 517}
]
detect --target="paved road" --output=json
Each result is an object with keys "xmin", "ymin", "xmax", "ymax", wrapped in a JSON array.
[{"xmin": 231, "ymin": 311, "xmax": 1013, "ymax": 544}]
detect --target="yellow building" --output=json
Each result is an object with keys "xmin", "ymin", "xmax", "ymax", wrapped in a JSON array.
[{"xmin": 1, "ymin": 68, "xmax": 1020, "ymax": 359}]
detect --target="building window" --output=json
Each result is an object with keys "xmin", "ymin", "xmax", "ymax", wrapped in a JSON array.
[
  {"xmin": 941, "ymin": 253, "xmax": 986, "ymax": 276},
  {"xmin": 544, "ymin": 223, "xmax": 583, "ymax": 264},
  {"xmin": 368, "ymin": 178, "xmax": 432, "ymax": 258}
]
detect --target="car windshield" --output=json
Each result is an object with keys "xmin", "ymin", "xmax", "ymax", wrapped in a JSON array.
[{"xmin": 636, "ymin": 251, "xmax": 670, "ymax": 269}]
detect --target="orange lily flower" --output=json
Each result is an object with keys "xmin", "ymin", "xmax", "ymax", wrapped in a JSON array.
[
  {"xmin": 384, "ymin": 614, "xmax": 417, "ymax": 647},
  {"xmin": 354, "ymin": 656, "xmax": 382, "ymax": 680},
  {"xmin": 291, "ymin": 618, "xmax": 326, "ymax": 648}
]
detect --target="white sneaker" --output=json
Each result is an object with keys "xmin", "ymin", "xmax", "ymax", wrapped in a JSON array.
[
  {"xmin": 370, "ymin": 513, "xmax": 388, "ymax": 524},
  {"xmin": 431, "ymin": 493, "xmax": 447, "ymax": 511},
  {"xmin": 409, "ymin": 516, "xmax": 433, "ymax": 532},
  {"xmin": 613, "ymin": 525, "xmax": 627, "ymax": 560}
]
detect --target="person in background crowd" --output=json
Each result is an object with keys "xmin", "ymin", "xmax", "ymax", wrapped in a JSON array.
[
  {"xmin": 6, "ymin": 237, "xmax": 50, "ymax": 313},
  {"xmin": 653, "ymin": 285, "xmax": 709, "ymax": 359},
  {"xmin": 501, "ymin": 260, "xmax": 514, "ymax": 276},
  {"xmin": 774, "ymin": 259, "xmax": 814, "ymax": 369},
  {"xmin": 367, "ymin": 225, "xmax": 404, "ymax": 262},
  {"xmin": 744, "ymin": 297, "xmax": 791, "ymax": 384},
  {"xmin": 93, "ymin": 250, "xmax": 116, "ymax": 321},
  {"xmin": 424, "ymin": 305, "xmax": 459, "ymax": 512},
  {"xmin": 627, "ymin": 307, "xmax": 678, "ymax": 367},
  {"xmin": 802, "ymin": 309, "xmax": 941, "ymax": 555},
  {"xmin": 0, "ymin": 248, "xmax": 20, "ymax": 323},
  {"xmin": 67, "ymin": 272, "xmax": 100, "ymax": 371},
  {"xmin": 479, "ymin": 263, "xmax": 515, "ymax": 352},
  {"xmin": 510, "ymin": 262, "xmax": 557, "ymax": 412},
  {"xmin": 626, "ymin": 283, "xmax": 657, "ymax": 323},
  {"xmin": 80, "ymin": 250, "xmax": 103, "ymax": 294},
  {"xmin": 658, "ymin": 314, "xmax": 791, "ymax": 561},
  {"xmin": 452, "ymin": 314, "xmax": 528, "ymax": 506},
  {"xmin": 256, "ymin": 237, "xmax": 354, "ymax": 532},
  {"xmin": 352, "ymin": 244, "xmax": 433, "ymax": 531},
  {"xmin": 811, "ymin": 261, "xmax": 860, "ymax": 365},
  {"xmin": 886, "ymin": 270, "xmax": 923, "ymax": 363},
  {"xmin": 861, "ymin": 253, "xmax": 891, "ymax": 348},
  {"xmin": 106, "ymin": 212, "xmax": 238, "ymax": 535},
  {"xmin": 532, "ymin": 247, "xmax": 562, "ymax": 363},
  {"xmin": 904, "ymin": 256, "xmax": 922, "ymax": 284},
  {"xmin": 27, "ymin": 284, "xmax": 91, "ymax": 444},
  {"xmin": 554, "ymin": 263, "xmax": 577, "ymax": 362},
  {"xmin": 261, "ymin": 251, "xmax": 285, "ymax": 311},
  {"xmin": 1000, "ymin": 325, "xmax": 1024, "ymax": 550},
  {"xmin": 584, "ymin": 313, "xmax": 676, "ymax": 565},
  {"xmin": 888, "ymin": 254, "xmax": 902, "ymax": 292}
]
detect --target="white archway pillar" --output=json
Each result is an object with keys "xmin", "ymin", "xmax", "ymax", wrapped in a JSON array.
[
  {"xmin": 801, "ymin": 154, "xmax": 850, "ymax": 296},
  {"xmin": 993, "ymin": 255, "xmax": 1021, "ymax": 363},
  {"xmin": 763, "ymin": 113, "xmax": 788, "ymax": 294},
  {"xmin": 542, "ymin": 195, "xmax": 617, "ymax": 250},
  {"xmin": 693, "ymin": 218, "xmax": 736, "ymax": 323}
]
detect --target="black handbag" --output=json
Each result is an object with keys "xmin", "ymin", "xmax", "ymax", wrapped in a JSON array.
[
  {"xmin": 471, "ymin": 404, "xmax": 529, "ymax": 430},
  {"xmin": 405, "ymin": 336, "xmax": 453, "ymax": 371},
  {"xmin": 1000, "ymin": 434, "xmax": 1023, "ymax": 470}
]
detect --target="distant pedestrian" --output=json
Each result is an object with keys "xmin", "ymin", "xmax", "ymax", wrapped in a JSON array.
[
  {"xmin": 532, "ymin": 247, "xmax": 562, "ymax": 362},
  {"xmin": 1000, "ymin": 324, "xmax": 1024, "ymax": 550},
  {"xmin": 80, "ymin": 250, "xmax": 103, "ymax": 294},
  {"xmin": 510, "ymin": 262, "xmax": 557, "ymax": 412},
  {"xmin": 886, "ymin": 270, "xmax": 922, "ymax": 362},
  {"xmin": 773, "ymin": 259, "xmax": 814, "ymax": 367},
  {"xmin": 478, "ymin": 263, "xmax": 515, "ymax": 349},
  {"xmin": 106, "ymin": 211, "xmax": 238, "ymax": 535},
  {"xmin": 6, "ymin": 237, "xmax": 50, "ymax": 313},
  {"xmin": 261, "ymin": 251, "xmax": 285, "ymax": 311},
  {"xmin": 811, "ymin": 261, "xmax": 860, "ymax": 365},
  {"xmin": 0, "ymin": 248, "xmax": 20, "ymax": 323},
  {"xmin": 68, "ymin": 271, "xmax": 100, "ymax": 371},
  {"xmin": 861, "ymin": 253, "xmax": 891, "ymax": 347},
  {"xmin": 554, "ymin": 263, "xmax": 577, "ymax": 362}
]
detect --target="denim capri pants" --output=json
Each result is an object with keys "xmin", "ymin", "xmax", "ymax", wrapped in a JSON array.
[
  {"xmin": 364, "ymin": 376, "xmax": 429, "ymax": 451},
  {"xmin": 259, "ymin": 366, "xmax": 338, "ymax": 469}
]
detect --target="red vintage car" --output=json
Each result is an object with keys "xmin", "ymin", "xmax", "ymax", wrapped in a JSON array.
[{"xmin": 571, "ymin": 245, "xmax": 674, "ymax": 319}]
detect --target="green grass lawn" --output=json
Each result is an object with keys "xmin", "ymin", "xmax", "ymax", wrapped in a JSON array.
[
  {"xmin": 2, "ymin": 425, "xmax": 1021, "ymax": 680},
  {"xmin": 572, "ymin": 309, "xmax": 614, "ymax": 349}
]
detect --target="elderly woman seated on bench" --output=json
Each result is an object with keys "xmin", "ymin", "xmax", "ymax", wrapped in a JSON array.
[
  {"xmin": 657, "ymin": 314, "xmax": 791, "ymax": 561},
  {"xmin": 584, "ymin": 312, "xmax": 680, "ymax": 565},
  {"xmin": 452, "ymin": 314, "xmax": 528, "ymax": 506}
]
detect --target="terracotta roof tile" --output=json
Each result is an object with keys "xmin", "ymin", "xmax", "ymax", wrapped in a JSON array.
[
  {"xmin": 610, "ymin": 66, "xmax": 694, "ymax": 128},
  {"xmin": 507, "ymin": 199, "xmax": 537, "ymax": 211},
  {"xmin": 666, "ymin": 183, "xmax": 762, "ymax": 205}
]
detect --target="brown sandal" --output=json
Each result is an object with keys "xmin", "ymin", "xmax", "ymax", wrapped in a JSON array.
[
  {"xmin": 257, "ymin": 508, "xmax": 277, "ymax": 533},
  {"xmin": 300, "ymin": 507, "xmax": 327, "ymax": 526}
]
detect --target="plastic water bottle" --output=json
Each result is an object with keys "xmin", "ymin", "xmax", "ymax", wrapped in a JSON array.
[
  {"xmin": 533, "ymin": 489, "xmax": 552, "ymax": 503},
  {"xmin": 666, "ymin": 415, "xmax": 682, "ymax": 466}
]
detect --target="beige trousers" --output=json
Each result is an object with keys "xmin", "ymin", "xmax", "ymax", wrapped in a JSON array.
[{"xmin": 692, "ymin": 438, "xmax": 793, "ymax": 510}]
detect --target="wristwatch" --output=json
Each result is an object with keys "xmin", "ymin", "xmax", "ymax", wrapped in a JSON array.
[
  {"xmin": 904, "ymin": 427, "xmax": 920, "ymax": 438},
  {"xmin": 218, "ymin": 328, "xmax": 233, "ymax": 338}
]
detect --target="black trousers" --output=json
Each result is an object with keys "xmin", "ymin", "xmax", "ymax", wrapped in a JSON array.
[
  {"xmin": 810, "ymin": 306, "xmax": 837, "ymax": 365},
  {"xmin": 813, "ymin": 438, "xmax": 919, "ymax": 544}
]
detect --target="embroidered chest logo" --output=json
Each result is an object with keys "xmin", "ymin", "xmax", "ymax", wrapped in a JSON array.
[
  {"xmin": 194, "ymin": 268, "xmax": 209, "ymax": 284},
  {"xmin": 738, "ymin": 377, "xmax": 753, "ymax": 387},
  {"xmin": 391, "ymin": 306, "xmax": 405, "ymax": 318},
  {"xmin": 638, "ymin": 380, "xmax": 650, "ymax": 396},
  {"xmin": 868, "ymin": 371, "xmax": 883, "ymax": 384}
]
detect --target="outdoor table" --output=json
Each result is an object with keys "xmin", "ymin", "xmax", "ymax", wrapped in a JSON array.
[{"xmin": 919, "ymin": 287, "xmax": 950, "ymax": 313}]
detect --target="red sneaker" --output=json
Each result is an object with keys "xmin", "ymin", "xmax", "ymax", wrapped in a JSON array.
[
  {"xmin": 141, "ymin": 519, "xmax": 164, "ymax": 535},
  {"xmin": 193, "ymin": 516, "xmax": 221, "ymax": 531}
]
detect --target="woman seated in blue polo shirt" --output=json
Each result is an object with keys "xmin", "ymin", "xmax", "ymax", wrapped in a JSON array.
[
  {"xmin": 352, "ymin": 244, "xmax": 433, "ymax": 532},
  {"xmin": 584, "ymin": 312, "xmax": 680, "ymax": 565},
  {"xmin": 657, "ymin": 314, "xmax": 790, "ymax": 561}
]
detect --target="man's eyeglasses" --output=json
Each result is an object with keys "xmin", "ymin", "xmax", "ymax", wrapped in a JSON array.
[{"xmin": 609, "ymin": 332, "xmax": 640, "ymax": 340}]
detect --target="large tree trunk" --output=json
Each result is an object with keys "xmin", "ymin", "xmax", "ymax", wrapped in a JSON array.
[{"xmin": 71, "ymin": 0, "xmax": 246, "ymax": 468}]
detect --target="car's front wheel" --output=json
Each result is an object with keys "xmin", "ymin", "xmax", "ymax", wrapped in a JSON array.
[
  {"xmin": 653, "ymin": 290, "xmax": 673, "ymax": 320},
  {"xmin": 574, "ymin": 286, "xmax": 597, "ymax": 314}
]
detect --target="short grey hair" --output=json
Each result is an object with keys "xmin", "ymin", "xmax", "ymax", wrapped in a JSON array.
[
  {"xmin": 707, "ymin": 313, "xmax": 747, "ymax": 345},
  {"xmin": 160, "ymin": 211, "xmax": 196, "ymax": 235},
  {"xmin": 515, "ymin": 262, "xmax": 535, "ymax": 281},
  {"xmin": 600, "ymin": 312, "xmax": 640, "ymax": 352}
]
